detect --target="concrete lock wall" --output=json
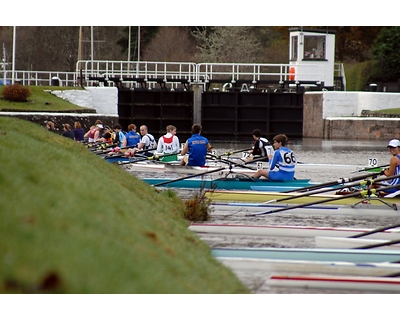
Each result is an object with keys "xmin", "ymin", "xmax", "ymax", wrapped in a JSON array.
[
  {"xmin": 51, "ymin": 87, "xmax": 118, "ymax": 115},
  {"xmin": 303, "ymin": 92, "xmax": 400, "ymax": 140}
]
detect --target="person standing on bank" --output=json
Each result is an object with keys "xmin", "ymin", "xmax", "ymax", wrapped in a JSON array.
[
  {"xmin": 180, "ymin": 124, "xmax": 212, "ymax": 166},
  {"xmin": 252, "ymin": 134, "xmax": 296, "ymax": 181},
  {"xmin": 246, "ymin": 129, "xmax": 274, "ymax": 161},
  {"xmin": 157, "ymin": 125, "xmax": 180, "ymax": 155}
]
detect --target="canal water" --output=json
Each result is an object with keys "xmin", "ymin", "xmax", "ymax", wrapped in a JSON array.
[{"xmin": 127, "ymin": 138, "xmax": 399, "ymax": 295}]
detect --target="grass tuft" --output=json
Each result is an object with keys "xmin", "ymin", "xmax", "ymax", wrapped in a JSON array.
[{"xmin": 183, "ymin": 186, "xmax": 214, "ymax": 222}]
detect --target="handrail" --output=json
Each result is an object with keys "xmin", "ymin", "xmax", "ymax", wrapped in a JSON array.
[{"xmin": 0, "ymin": 60, "xmax": 345, "ymax": 89}]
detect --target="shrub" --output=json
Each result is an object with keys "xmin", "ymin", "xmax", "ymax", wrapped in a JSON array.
[
  {"xmin": 183, "ymin": 186, "xmax": 214, "ymax": 222},
  {"xmin": 2, "ymin": 84, "xmax": 32, "ymax": 102}
]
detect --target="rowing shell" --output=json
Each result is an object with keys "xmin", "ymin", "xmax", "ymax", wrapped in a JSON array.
[
  {"xmin": 217, "ymin": 257, "xmax": 400, "ymax": 277},
  {"xmin": 212, "ymin": 247, "xmax": 400, "ymax": 263},
  {"xmin": 142, "ymin": 177, "xmax": 315, "ymax": 191},
  {"xmin": 266, "ymin": 274, "xmax": 400, "ymax": 292},
  {"xmin": 189, "ymin": 223, "xmax": 400, "ymax": 240},
  {"xmin": 205, "ymin": 190, "xmax": 400, "ymax": 205},
  {"xmin": 209, "ymin": 201, "xmax": 400, "ymax": 217}
]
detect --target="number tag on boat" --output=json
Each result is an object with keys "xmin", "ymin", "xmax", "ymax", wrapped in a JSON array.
[
  {"xmin": 257, "ymin": 162, "xmax": 263, "ymax": 170},
  {"xmin": 242, "ymin": 152, "xmax": 250, "ymax": 158},
  {"xmin": 368, "ymin": 158, "xmax": 378, "ymax": 167}
]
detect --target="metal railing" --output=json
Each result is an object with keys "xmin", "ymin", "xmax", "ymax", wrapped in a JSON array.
[
  {"xmin": 2, "ymin": 70, "xmax": 78, "ymax": 86},
  {"xmin": 1, "ymin": 60, "xmax": 346, "ymax": 90},
  {"xmin": 196, "ymin": 62, "xmax": 326, "ymax": 84},
  {"xmin": 77, "ymin": 60, "xmax": 197, "ymax": 89}
]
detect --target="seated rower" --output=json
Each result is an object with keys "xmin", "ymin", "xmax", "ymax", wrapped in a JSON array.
[
  {"xmin": 376, "ymin": 139, "xmax": 400, "ymax": 195},
  {"xmin": 252, "ymin": 134, "xmax": 296, "ymax": 181},
  {"xmin": 245, "ymin": 129, "xmax": 274, "ymax": 162}
]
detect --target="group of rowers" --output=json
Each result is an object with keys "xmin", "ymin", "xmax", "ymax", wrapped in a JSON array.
[
  {"xmin": 83, "ymin": 120, "xmax": 297, "ymax": 182},
  {"xmin": 55, "ymin": 118, "xmax": 400, "ymax": 192},
  {"xmin": 79, "ymin": 120, "xmax": 296, "ymax": 181}
]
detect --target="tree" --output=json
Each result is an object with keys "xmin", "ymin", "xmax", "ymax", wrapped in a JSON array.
[
  {"xmin": 141, "ymin": 27, "xmax": 198, "ymax": 62},
  {"xmin": 370, "ymin": 27, "xmax": 400, "ymax": 82},
  {"xmin": 191, "ymin": 26, "xmax": 263, "ymax": 63},
  {"xmin": 116, "ymin": 26, "xmax": 159, "ymax": 61}
]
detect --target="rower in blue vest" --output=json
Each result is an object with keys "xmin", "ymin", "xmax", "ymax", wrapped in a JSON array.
[
  {"xmin": 252, "ymin": 133, "xmax": 296, "ymax": 181},
  {"xmin": 125, "ymin": 124, "xmax": 141, "ymax": 148},
  {"xmin": 180, "ymin": 124, "xmax": 212, "ymax": 166}
]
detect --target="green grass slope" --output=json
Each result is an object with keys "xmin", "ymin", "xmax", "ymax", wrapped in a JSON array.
[
  {"xmin": 0, "ymin": 86, "xmax": 92, "ymax": 111},
  {"xmin": 0, "ymin": 117, "xmax": 248, "ymax": 294}
]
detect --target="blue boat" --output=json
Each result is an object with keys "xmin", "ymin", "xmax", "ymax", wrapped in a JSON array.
[{"xmin": 141, "ymin": 177, "xmax": 316, "ymax": 191}]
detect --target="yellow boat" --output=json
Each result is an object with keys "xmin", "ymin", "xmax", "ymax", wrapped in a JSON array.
[{"xmin": 205, "ymin": 189, "xmax": 400, "ymax": 206}]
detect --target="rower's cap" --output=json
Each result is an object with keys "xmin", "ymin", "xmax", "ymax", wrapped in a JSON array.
[
  {"xmin": 387, "ymin": 139, "xmax": 400, "ymax": 148},
  {"xmin": 96, "ymin": 124, "xmax": 104, "ymax": 129}
]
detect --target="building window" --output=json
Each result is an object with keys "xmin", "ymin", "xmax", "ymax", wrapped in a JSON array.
[
  {"xmin": 291, "ymin": 36, "xmax": 298, "ymax": 60},
  {"xmin": 303, "ymin": 35, "xmax": 325, "ymax": 60}
]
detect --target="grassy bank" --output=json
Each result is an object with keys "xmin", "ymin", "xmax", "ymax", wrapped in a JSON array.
[
  {"xmin": 0, "ymin": 86, "xmax": 92, "ymax": 111},
  {"xmin": 0, "ymin": 117, "xmax": 248, "ymax": 293}
]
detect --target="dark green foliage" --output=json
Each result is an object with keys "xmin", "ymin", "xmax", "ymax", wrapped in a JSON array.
[
  {"xmin": 2, "ymin": 84, "xmax": 32, "ymax": 102},
  {"xmin": 345, "ymin": 61, "xmax": 376, "ymax": 91},
  {"xmin": 370, "ymin": 27, "xmax": 400, "ymax": 82}
]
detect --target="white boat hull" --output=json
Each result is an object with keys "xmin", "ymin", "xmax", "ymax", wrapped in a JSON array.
[
  {"xmin": 210, "ymin": 202, "xmax": 400, "ymax": 217},
  {"xmin": 189, "ymin": 223, "xmax": 400, "ymax": 240},
  {"xmin": 217, "ymin": 257, "xmax": 400, "ymax": 277}
]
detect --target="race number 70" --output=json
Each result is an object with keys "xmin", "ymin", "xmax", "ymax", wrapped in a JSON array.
[{"xmin": 368, "ymin": 158, "xmax": 378, "ymax": 167}]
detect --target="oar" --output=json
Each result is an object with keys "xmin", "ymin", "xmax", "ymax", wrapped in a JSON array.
[
  {"xmin": 247, "ymin": 183, "xmax": 400, "ymax": 217},
  {"xmin": 281, "ymin": 170, "xmax": 383, "ymax": 194},
  {"xmin": 152, "ymin": 166, "xmax": 229, "ymax": 187},
  {"xmin": 222, "ymin": 148, "xmax": 252, "ymax": 156},
  {"xmin": 263, "ymin": 173, "xmax": 400, "ymax": 204},
  {"xmin": 241, "ymin": 156, "xmax": 270, "ymax": 165},
  {"xmin": 104, "ymin": 147, "xmax": 157, "ymax": 159},
  {"xmin": 353, "ymin": 238, "xmax": 400, "ymax": 250},
  {"xmin": 208, "ymin": 153, "xmax": 259, "ymax": 171},
  {"xmin": 348, "ymin": 222, "xmax": 400, "ymax": 239},
  {"xmin": 117, "ymin": 151, "xmax": 180, "ymax": 166},
  {"xmin": 351, "ymin": 163, "xmax": 389, "ymax": 173}
]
